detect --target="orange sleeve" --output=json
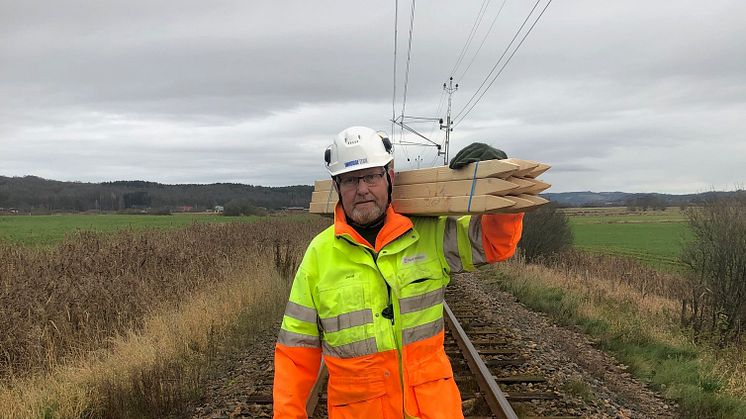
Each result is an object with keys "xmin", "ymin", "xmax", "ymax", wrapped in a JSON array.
[
  {"xmin": 480, "ymin": 212, "xmax": 524, "ymax": 263},
  {"xmin": 273, "ymin": 343, "xmax": 322, "ymax": 419}
]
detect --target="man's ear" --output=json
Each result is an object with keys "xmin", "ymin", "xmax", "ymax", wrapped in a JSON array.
[{"xmin": 388, "ymin": 167, "xmax": 395, "ymax": 186}]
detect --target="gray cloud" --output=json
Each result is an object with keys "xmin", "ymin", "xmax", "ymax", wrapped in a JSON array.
[{"xmin": 1, "ymin": 0, "xmax": 744, "ymax": 193}]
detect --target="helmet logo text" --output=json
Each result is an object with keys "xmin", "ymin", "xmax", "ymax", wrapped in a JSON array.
[{"xmin": 344, "ymin": 158, "xmax": 367, "ymax": 167}]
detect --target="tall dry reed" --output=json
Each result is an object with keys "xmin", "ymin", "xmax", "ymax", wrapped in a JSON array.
[
  {"xmin": 0, "ymin": 216, "xmax": 329, "ymax": 383},
  {"xmin": 539, "ymin": 249, "xmax": 688, "ymax": 300}
]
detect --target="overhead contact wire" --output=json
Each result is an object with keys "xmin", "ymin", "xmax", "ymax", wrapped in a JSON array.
[
  {"xmin": 449, "ymin": 0, "xmax": 492, "ymax": 78},
  {"xmin": 399, "ymin": 0, "xmax": 417, "ymax": 125},
  {"xmin": 457, "ymin": 0, "xmax": 509, "ymax": 82},
  {"xmin": 455, "ymin": 0, "xmax": 553, "ymax": 126},
  {"xmin": 392, "ymin": 0, "xmax": 399, "ymax": 137},
  {"xmin": 453, "ymin": 0, "xmax": 543, "ymax": 123}
]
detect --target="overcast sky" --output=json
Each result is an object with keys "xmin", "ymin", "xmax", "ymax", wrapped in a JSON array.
[{"xmin": 1, "ymin": 0, "xmax": 744, "ymax": 193}]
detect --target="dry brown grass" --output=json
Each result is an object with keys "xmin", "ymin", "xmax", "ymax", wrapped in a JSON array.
[
  {"xmin": 709, "ymin": 346, "xmax": 746, "ymax": 399},
  {"xmin": 538, "ymin": 249, "xmax": 688, "ymax": 300},
  {"xmin": 500, "ymin": 254, "xmax": 682, "ymax": 342},
  {"xmin": 494, "ymin": 252, "xmax": 746, "ymax": 402},
  {"xmin": 0, "ymin": 215, "xmax": 330, "ymax": 417}
]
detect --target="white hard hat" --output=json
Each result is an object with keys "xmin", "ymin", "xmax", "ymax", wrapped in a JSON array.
[{"xmin": 324, "ymin": 126, "xmax": 393, "ymax": 177}]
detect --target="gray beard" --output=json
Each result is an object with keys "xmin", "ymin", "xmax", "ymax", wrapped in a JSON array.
[{"xmin": 349, "ymin": 202, "xmax": 385, "ymax": 225}]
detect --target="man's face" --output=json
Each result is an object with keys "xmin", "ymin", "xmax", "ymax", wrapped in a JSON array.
[{"xmin": 336, "ymin": 166, "xmax": 393, "ymax": 225}]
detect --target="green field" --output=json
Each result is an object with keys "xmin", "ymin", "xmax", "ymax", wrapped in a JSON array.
[
  {"xmin": 566, "ymin": 208, "xmax": 692, "ymax": 269},
  {"xmin": 0, "ymin": 213, "xmax": 260, "ymax": 246},
  {"xmin": 2, "ymin": 209, "xmax": 692, "ymax": 270}
]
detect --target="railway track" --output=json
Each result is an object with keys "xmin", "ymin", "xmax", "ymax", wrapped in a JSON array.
[
  {"xmin": 232, "ymin": 281, "xmax": 584, "ymax": 418},
  {"xmin": 195, "ymin": 274, "xmax": 673, "ymax": 418}
]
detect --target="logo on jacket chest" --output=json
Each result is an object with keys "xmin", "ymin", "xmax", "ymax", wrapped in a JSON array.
[{"xmin": 401, "ymin": 254, "xmax": 427, "ymax": 265}]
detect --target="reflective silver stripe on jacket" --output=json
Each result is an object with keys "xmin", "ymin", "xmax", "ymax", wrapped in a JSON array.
[
  {"xmin": 284, "ymin": 301, "xmax": 318, "ymax": 323},
  {"xmin": 443, "ymin": 217, "xmax": 463, "ymax": 273},
  {"xmin": 322, "ymin": 337, "xmax": 378, "ymax": 358},
  {"xmin": 468, "ymin": 215, "xmax": 487, "ymax": 265},
  {"xmin": 402, "ymin": 317, "xmax": 444, "ymax": 345},
  {"xmin": 399, "ymin": 287, "xmax": 445, "ymax": 314},
  {"xmin": 277, "ymin": 328, "xmax": 321, "ymax": 348},
  {"xmin": 320, "ymin": 309, "xmax": 374, "ymax": 333}
]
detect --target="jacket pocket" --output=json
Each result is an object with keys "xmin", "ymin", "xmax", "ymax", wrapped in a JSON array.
[
  {"xmin": 407, "ymin": 350, "xmax": 462, "ymax": 419},
  {"xmin": 328, "ymin": 373, "xmax": 387, "ymax": 419}
]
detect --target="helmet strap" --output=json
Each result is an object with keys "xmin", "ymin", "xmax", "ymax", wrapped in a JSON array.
[{"xmin": 384, "ymin": 163, "xmax": 393, "ymax": 207}]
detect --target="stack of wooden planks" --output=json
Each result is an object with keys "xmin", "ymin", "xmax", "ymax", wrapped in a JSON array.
[{"xmin": 309, "ymin": 158, "xmax": 551, "ymax": 216}]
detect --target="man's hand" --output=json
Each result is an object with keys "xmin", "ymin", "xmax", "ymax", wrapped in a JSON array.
[{"xmin": 448, "ymin": 142, "xmax": 507, "ymax": 169}]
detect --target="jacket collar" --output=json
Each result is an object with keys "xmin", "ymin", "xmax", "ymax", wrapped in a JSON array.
[{"xmin": 334, "ymin": 202, "xmax": 413, "ymax": 253}]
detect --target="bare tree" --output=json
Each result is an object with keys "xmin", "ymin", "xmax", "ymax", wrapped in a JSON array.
[{"xmin": 680, "ymin": 192, "xmax": 746, "ymax": 342}]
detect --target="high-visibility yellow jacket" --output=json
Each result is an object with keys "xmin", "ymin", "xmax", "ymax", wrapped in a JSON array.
[{"xmin": 273, "ymin": 203, "xmax": 523, "ymax": 419}]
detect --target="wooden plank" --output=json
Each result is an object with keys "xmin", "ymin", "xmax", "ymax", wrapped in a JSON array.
[
  {"xmin": 504, "ymin": 177, "xmax": 535, "ymax": 195},
  {"xmin": 312, "ymin": 178, "xmax": 519, "ymax": 201},
  {"xmin": 502, "ymin": 158, "xmax": 539, "ymax": 177},
  {"xmin": 309, "ymin": 197, "xmax": 339, "ymax": 214},
  {"xmin": 493, "ymin": 375, "xmax": 546, "ymax": 383},
  {"xmin": 311, "ymin": 195, "xmax": 517, "ymax": 216},
  {"xmin": 517, "ymin": 194, "xmax": 549, "ymax": 207},
  {"xmin": 393, "ymin": 178, "xmax": 519, "ymax": 199},
  {"xmin": 393, "ymin": 195, "xmax": 516, "ymax": 215},
  {"xmin": 504, "ymin": 392, "xmax": 558, "ymax": 401},
  {"xmin": 395, "ymin": 159, "xmax": 519, "ymax": 185},
  {"xmin": 525, "ymin": 162, "xmax": 551, "ymax": 178},
  {"xmin": 313, "ymin": 159, "xmax": 549, "ymax": 191},
  {"xmin": 522, "ymin": 178, "xmax": 551, "ymax": 194},
  {"xmin": 501, "ymin": 196, "xmax": 534, "ymax": 211},
  {"xmin": 496, "ymin": 195, "xmax": 549, "ymax": 213},
  {"xmin": 314, "ymin": 179, "xmax": 332, "ymax": 192},
  {"xmin": 310, "ymin": 191, "xmax": 549, "ymax": 213},
  {"xmin": 311, "ymin": 190, "xmax": 338, "ymax": 206}
]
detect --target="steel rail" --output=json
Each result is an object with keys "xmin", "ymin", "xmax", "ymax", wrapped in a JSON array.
[
  {"xmin": 305, "ymin": 359, "xmax": 328, "ymax": 417},
  {"xmin": 443, "ymin": 301, "xmax": 518, "ymax": 419}
]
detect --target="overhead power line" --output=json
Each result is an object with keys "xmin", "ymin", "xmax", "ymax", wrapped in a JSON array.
[
  {"xmin": 391, "ymin": 0, "xmax": 399, "ymax": 137},
  {"xmin": 454, "ymin": 0, "xmax": 552, "ymax": 126},
  {"xmin": 457, "ymin": 0, "xmax": 509, "ymax": 82},
  {"xmin": 449, "ymin": 0, "xmax": 492, "ymax": 78},
  {"xmin": 399, "ymin": 0, "xmax": 417, "ymax": 127},
  {"xmin": 454, "ymin": 0, "xmax": 552, "ymax": 127},
  {"xmin": 453, "ymin": 0, "xmax": 544, "ymax": 123}
]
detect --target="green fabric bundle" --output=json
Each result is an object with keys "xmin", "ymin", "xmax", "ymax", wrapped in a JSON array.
[{"xmin": 448, "ymin": 142, "xmax": 507, "ymax": 169}]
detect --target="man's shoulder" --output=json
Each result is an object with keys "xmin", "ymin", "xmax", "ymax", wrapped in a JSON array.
[
  {"xmin": 409, "ymin": 215, "xmax": 447, "ymax": 230},
  {"xmin": 307, "ymin": 223, "xmax": 336, "ymax": 249}
]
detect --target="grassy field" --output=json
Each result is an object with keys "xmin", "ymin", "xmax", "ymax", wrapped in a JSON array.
[
  {"xmin": 0, "ymin": 213, "xmax": 259, "ymax": 246},
  {"xmin": 564, "ymin": 207, "xmax": 692, "ymax": 270}
]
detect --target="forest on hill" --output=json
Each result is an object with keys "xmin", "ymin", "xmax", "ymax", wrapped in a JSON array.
[{"xmin": 0, "ymin": 175, "xmax": 313, "ymax": 212}]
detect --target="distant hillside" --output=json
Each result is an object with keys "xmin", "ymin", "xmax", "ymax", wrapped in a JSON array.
[
  {"xmin": 2, "ymin": 174, "xmax": 741, "ymax": 213},
  {"xmin": 0, "ymin": 175, "xmax": 313, "ymax": 212},
  {"xmin": 543, "ymin": 190, "xmax": 744, "ymax": 208}
]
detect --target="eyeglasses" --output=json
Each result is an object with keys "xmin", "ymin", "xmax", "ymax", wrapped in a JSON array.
[{"xmin": 337, "ymin": 171, "xmax": 386, "ymax": 189}]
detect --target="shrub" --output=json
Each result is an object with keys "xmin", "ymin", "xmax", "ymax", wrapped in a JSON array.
[
  {"xmin": 518, "ymin": 203, "xmax": 573, "ymax": 262},
  {"xmin": 223, "ymin": 199, "xmax": 266, "ymax": 216}
]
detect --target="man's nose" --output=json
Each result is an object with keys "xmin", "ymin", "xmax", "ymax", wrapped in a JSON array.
[{"xmin": 355, "ymin": 180, "xmax": 371, "ymax": 194}]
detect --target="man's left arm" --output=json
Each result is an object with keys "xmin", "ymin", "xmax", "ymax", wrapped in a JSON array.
[
  {"xmin": 440, "ymin": 212, "xmax": 523, "ymax": 274},
  {"xmin": 480, "ymin": 213, "xmax": 524, "ymax": 263}
]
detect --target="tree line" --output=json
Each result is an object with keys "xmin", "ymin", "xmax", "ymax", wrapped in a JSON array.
[{"xmin": 0, "ymin": 176, "xmax": 313, "ymax": 212}]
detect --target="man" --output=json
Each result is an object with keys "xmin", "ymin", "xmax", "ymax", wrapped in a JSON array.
[{"xmin": 273, "ymin": 126, "xmax": 523, "ymax": 419}]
